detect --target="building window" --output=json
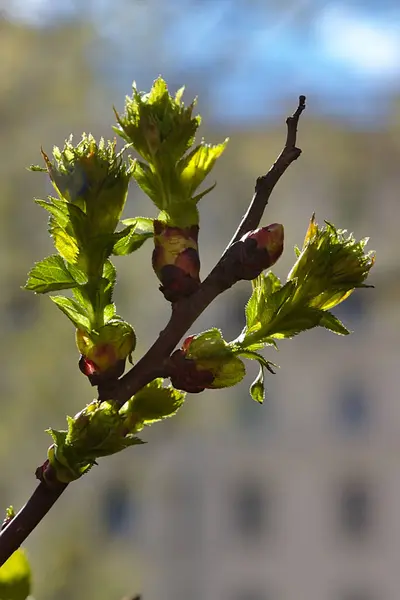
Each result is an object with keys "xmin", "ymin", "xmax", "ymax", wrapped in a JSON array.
[
  {"xmin": 165, "ymin": 473, "xmax": 203, "ymax": 554},
  {"xmin": 101, "ymin": 480, "xmax": 133, "ymax": 536},
  {"xmin": 232, "ymin": 480, "xmax": 268, "ymax": 540},
  {"xmin": 338, "ymin": 480, "xmax": 371, "ymax": 539},
  {"xmin": 336, "ymin": 378, "xmax": 368, "ymax": 431}
]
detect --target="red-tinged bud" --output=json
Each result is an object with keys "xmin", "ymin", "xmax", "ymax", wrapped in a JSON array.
[
  {"xmin": 152, "ymin": 220, "xmax": 201, "ymax": 302},
  {"xmin": 35, "ymin": 457, "xmax": 60, "ymax": 487},
  {"xmin": 169, "ymin": 349, "xmax": 215, "ymax": 393},
  {"xmin": 168, "ymin": 331, "xmax": 246, "ymax": 393},
  {"xmin": 78, "ymin": 354, "xmax": 126, "ymax": 386},
  {"xmin": 76, "ymin": 320, "xmax": 136, "ymax": 386},
  {"xmin": 236, "ymin": 223, "xmax": 284, "ymax": 280}
]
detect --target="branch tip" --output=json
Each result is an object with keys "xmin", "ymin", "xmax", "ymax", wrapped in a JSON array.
[
  {"xmin": 229, "ymin": 94, "xmax": 306, "ymax": 245},
  {"xmin": 0, "ymin": 93, "xmax": 308, "ymax": 565}
]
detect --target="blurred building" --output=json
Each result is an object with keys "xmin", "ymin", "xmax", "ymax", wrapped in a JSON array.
[
  {"xmin": 109, "ymin": 274, "xmax": 399, "ymax": 600},
  {"xmin": 2, "ymin": 11, "xmax": 400, "ymax": 600}
]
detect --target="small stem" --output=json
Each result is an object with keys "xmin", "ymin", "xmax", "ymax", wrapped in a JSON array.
[
  {"xmin": 0, "ymin": 95, "xmax": 306, "ymax": 565},
  {"xmin": 0, "ymin": 481, "xmax": 67, "ymax": 567},
  {"xmin": 227, "ymin": 95, "xmax": 306, "ymax": 247}
]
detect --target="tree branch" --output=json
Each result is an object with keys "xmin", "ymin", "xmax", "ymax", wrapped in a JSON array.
[
  {"xmin": 0, "ymin": 95, "xmax": 306, "ymax": 566},
  {"xmin": 0, "ymin": 481, "xmax": 67, "ymax": 566},
  {"xmin": 107, "ymin": 95, "xmax": 306, "ymax": 406},
  {"xmin": 228, "ymin": 95, "xmax": 306, "ymax": 246}
]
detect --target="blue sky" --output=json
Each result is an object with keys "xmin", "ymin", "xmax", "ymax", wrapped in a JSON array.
[{"xmin": 3, "ymin": 0, "xmax": 400, "ymax": 125}]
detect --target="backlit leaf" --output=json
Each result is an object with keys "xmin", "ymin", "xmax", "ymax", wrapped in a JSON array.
[
  {"xmin": 25, "ymin": 255, "xmax": 77, "ymax": 293},
  {"xmin": 50, "ymin": 296, "xmax": 91, "ymax": 331},
  {"xmin": 0, "ymin": 550, "xmax": 31, "ymax": 600}
]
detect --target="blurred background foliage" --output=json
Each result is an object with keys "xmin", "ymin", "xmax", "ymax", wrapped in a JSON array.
[{"xmin": 0, "ymin": 1, "xmax": 399, "ymax": 599}]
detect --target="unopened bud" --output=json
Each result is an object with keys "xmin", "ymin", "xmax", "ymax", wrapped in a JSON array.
[
  {"xmin": 76, "ymin": 320, "xmax": 136, "ymax": 385},
  {"xmin": 169, "ymin": 332, "xmax": 245, "ymax": 392},
  {"xmin": 152, "ymin": 220, "xmax": 200, "ymax": 302},
  {"xmin": 232, "ymin": 223, "xmax": 284, "ymax": 280}
]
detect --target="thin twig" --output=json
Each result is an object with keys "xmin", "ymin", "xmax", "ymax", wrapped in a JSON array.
[
  {"xmin": 107, "ymin": 95, "xmax": 306, "ymax": 406},
  {"xmin": 227, "ymin": 95, "xmax": 306, "ymax": 247},
  {"xmin": 0, "ymin": 481, "xmax": 67, "ymax": 566},
  {"xmin": 0, "ymin": 96, "xmax": 306, "ymax": 566}
]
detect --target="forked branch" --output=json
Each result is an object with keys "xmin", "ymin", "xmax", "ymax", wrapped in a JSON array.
[{"xmin": 0, "ymin": 96, "xmax": 306, "ymax": 566}]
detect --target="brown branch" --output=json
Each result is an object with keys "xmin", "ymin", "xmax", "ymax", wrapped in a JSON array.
[
  {"xmin": 0, "ymin": 95, "xmax": 306, "ymax": 567},
  {"xmin": 228, "ymin": 95, "xmax": 306, "ymax": 246},
  {"xmin": 107, "ymin": 95, "xmax": 306, "ymax": 406},
  {"xmin": 0, "ymin": 481, "xmax": 67, "ymax": 566}
]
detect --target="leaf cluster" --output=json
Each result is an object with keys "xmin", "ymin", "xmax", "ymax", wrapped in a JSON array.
[
  {"xmin": 47, "ymin": 380, "xmax": 185, "ymax": 483},
  {"xmin": 22, "ymin": 79, "xmax": 375, "ymax": 486},
  {"xmin": 114, "ymin": 77, "xmax": 228, "ymax": 226}
]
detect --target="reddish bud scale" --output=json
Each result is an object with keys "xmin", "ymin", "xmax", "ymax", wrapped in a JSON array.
[
  {"xmin": 236, "ymin": 224, "xmax": 284, "ymax": 280},
  {"xmin": 169, "ymin": 349, "xmax": 215, "ymax": 393},
  {"xmin": 78, "ymin": 354, "xmax": 126, "ymax": 386},
  {"xmin": 168, "ymin": 333, "xmax": 246, "ymax": 393},
  {"xmin": 35, "ymin": 457, "xmax": 59, "ymax": 487},
  {"xmin": 76, "ymin": 324, "xmax": 135, "ymax": 386},
  {"xmin": 152, "ymin": 220, "xmax": 201, "ymax": 302}
]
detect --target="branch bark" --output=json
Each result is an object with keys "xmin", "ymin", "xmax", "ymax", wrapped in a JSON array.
[
  {"xmin": 0, "ymin": 95, "xmax": 306, "ymax": 567},
  {"xmin": 0, "ymin": 481, "xmax": 67, "ymax": 566}
]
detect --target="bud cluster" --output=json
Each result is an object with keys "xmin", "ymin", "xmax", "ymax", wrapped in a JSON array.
[
  {"xmin": 76, "ymin": 320, "xmax": 136, "ymax": 386},
  {"xmin": 115, "ymin": 77, "xmax": 227, "ymax": 301},
  {"xmin": 169, "ymin": 330, "xmax": 246, "ymax": 393}
]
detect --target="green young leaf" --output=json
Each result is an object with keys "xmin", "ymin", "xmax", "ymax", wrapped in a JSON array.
[
  {"xmin": 45, "ymin": 401, "xmax": 146, "ymax": 483},
  {"xmin": 71, "ymin": 286, "xmax": 93, "ymax": 319},
  {"xmin": 66, "ymin": 263, "xmax": 88, "ymax": 285},
  {"xmin": 185, "ymin": 328, "xmax": 232, "ymax": 359},
  {"xmin": 241, "ymin": 277, "xmax": 297, "ymax": 344},
  {"xmin": 85, "ymin": 434, "xmax": 145, "ymax": 459},
  {"xmin": 0, "ymin": 549, "xmax": 31, "ymax": 600},
  {"xmin": 210, "ymin": 355, "xmax": 246, "ymax": 388},
  {"xmin": 235, "ymin": 349, "xmax": 277, "ymax": 374},
  {"xmin": 114, "ymin": 78, "xmax": 226, "ymax": 226},
  {"xmin": 101, "ymin": 259, "xmax": 117, "ymax": 307},
  {"xmin": 250, "ymin": 366, "xmax": 265, "ymax": 404},
  {"xmin": 114, "ymin": 77, "xmax": 201, "ymax": 164},
  {"xmin": 42, "ymin": 135, "xmax": 132, "ymax": 234},
  {"xmin": 130, "ymin": 160, "xmax": 163, "ymax": 208},
  {"xmin": 103, "ymin": 303, "xmax": 117, "ymax": 323},
  {"xmin": 113, "ymin": 217, "xmax": 154, "ymax": 255},
  {"xmin": 50, "ymin": 296, "xmax": 91, "ymax": 331},
  {"xmin": 71, "ymin": 271, "xmax": 118, "ymax": 330},
  {"xmin": 49, "ymin": 219, "xmax": 80, "ymax": 264},
  {"xmin": 288, "ymin": 215, "xmax": 375, "ymax": 305},
  {"xmin": 35, "ymin": 198, "xmax": 70, "ymax": 229},
  {"xmin": 191, "ymin": 181, "xmax": 217, "ymax": 204},
  {"xmin": 244, "ymin": 272, "xmax": 283, "ymax": 335},
  {"xmin": 36, "ymin": 197, "xmax": 88, "ymax": 249},
  {"xmin": 103, "ymin": 259, "xmax": 117, "ymax": 287},
  {"xmin": 268, "ymin": 306, "xmax": 327, "ymax": 339},
  {"xmin": 24, "ymin": 254, "xmax": 78, "ymax": 293},
  {"xmin": 4, "ymin": 506, "xmax": 15, "ymax": 522},
  {"xmin": 126, "ymin": 378, "xmax": 186, "ymax": 425},
  {"xmin": 46, "ymin": 427, "xmax": 68, "ymax": 447},
  {"xmin": 122, "ymin": 216, "xmax": 154, "ymax": 230},
  {"xmin": 238, "ymin": 245, "xmax": 362, "ymax": 350},
  {"xmin": 29, "ymin": 164, "xmax": 47, "ymax": 172},
  {"xmin": 319, "ymin": 311, "xmax": 351, "ymax": 335},
  {"xmin": 83, "ymin": 232, "xmax": 123, "ymax": 274},
  {"xmin": 177, "ymin": 140, "xmax": 228, "ymax": 197},
  {"xmin": 180, "ymin": 331, "xmax": 247, "ymax": 389},
  {"xmin": 232, "ymin": 348, "xmax": 276, "ymax": 403}
]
